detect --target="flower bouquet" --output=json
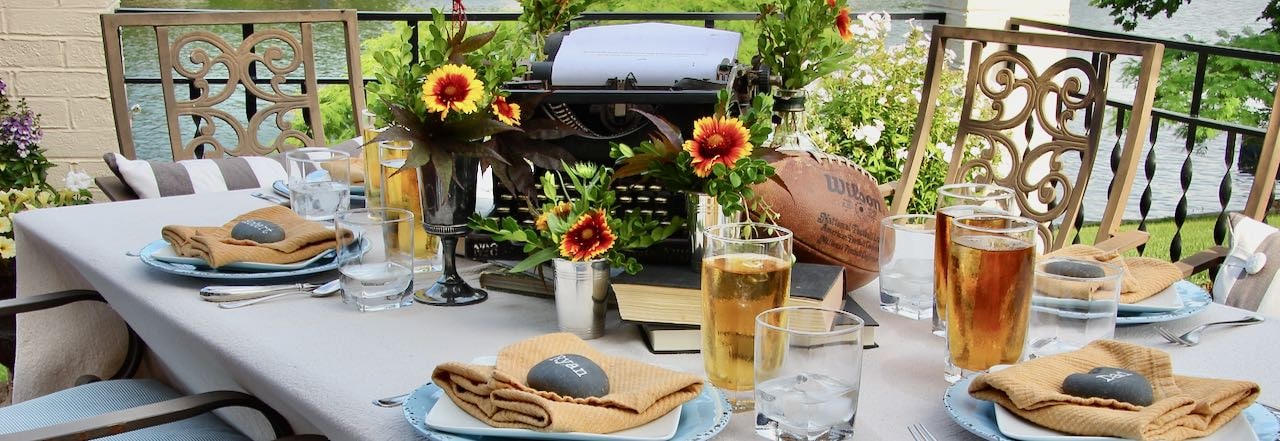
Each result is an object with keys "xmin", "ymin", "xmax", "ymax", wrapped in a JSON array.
[
  {"xmin": 610, "ymin": 91, "xmax": 778, "ymax": 220},
  {"xmin": 757, "ymin": 0, "xmax": 857, "ymax": 91},
  {"xmin": 517, "ymin": 0, "xmax": 601, "ymax": 60},
  {"xmin": 469, "ymin": 162, "xmax": 682, "ymax": 275}
]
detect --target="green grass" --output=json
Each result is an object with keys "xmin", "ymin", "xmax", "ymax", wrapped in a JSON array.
[
  {"xmin": 1074, "ymin": 213, "xmax": 1280, "ymax": 285},
  {"xmin": 1, "ymin": 364, "xmax": 8, "ymax": 384}
]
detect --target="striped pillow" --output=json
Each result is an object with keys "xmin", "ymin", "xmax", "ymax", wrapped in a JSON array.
[
  {"xmin": 103, "ymin": 153, "xmax": 286, "ymax": 199},
  {"xmin": 1213, "ymin": 213, "xmax": 1280, "ymax": 316}
]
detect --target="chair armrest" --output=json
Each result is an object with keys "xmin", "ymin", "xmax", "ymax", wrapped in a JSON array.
[
  {"xmin": 0, "ymin": 390, "xmax": 295, "ymax": 441},
  {"xmin": 0, "ymin": 290, "xmax": 104, "ymax": 317},
  {"xmin": 1093, "ymin": 230, "xmax": 1150, "ymax": 255},
  {"xmin": 94, "ymin": 175, "xmax": 139, "ymax": 202},
  {"xmin": 0, "ymin": 290, "xmax": 144, "ymax": 380},
  {"xmin": 1175, "ymin": 246, "xmax": 1228, "ymax": 278},
  {"xmin": 878, "ymin": 181, "xmax": 896, "ymax": 198}
]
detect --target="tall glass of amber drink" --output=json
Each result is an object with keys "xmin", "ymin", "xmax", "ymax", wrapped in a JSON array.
[
  {"xmin": 701, "ymin": 222, "xmax": 793, "ymax": 412},
  {"xmin": 933, "ymin": 184, "xmax": 1015, "ymax": 337},
  {"xmin": 360, "ymin": 109, "xmax": 384, "ymax": 209},
  {"xmin": 379, "ymin": 141, "xmax": 443, "ymax": 272},
  {"xmin": 943, "ymin": 214, "xmax": 1036, "ymax": 383}
]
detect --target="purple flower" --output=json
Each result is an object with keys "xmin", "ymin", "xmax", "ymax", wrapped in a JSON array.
[
  {"xmin": 0, "ymin": 80, "xmax": 7, "ymax": 97},
  {"xmin": 1, "ymin": 110, "xmax": 42, "ymax": 152}
]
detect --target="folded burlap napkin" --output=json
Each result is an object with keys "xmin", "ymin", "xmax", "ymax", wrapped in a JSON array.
[
  {"xmin": 970, "ymin": 340, "xmax": 1259, "ymax": 441},
  {"xmin": 161, "ymin": 206, "xmax": 352, "ymax": 268},
  {"xmin": 1042, "ymin": 245, "xmax": 1183, "ymax": 303},
  {"xmin": 431, "ymin": 333, "xmax": 703, "ymax": 434}
]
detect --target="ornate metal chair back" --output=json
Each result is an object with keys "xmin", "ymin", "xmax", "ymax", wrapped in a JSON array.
[
  {"xmin": 101, "ymin": 10, "xmax": 367, "ymax": 160},
  {"xmin": 891, "ymin": 25, "xmax": 1163, "ymax": 251}
]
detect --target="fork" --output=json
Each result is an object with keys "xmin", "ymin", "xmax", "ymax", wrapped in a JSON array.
[
  {"xmin": 1154, "ymin": 315, "xmax": 1265, "ymax": 346},
  {"xmin": 907, "ymin": 423, "xmax": 938, "ymax": 441}
]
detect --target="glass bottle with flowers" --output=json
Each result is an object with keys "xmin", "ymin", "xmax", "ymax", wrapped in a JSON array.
[
  {"xmin": 610, "ymin": 91, "xmax": 780, "ymax": 269},
  {"xmin": 365, "ymin": 6, "xmax": 574, "ymax": 306},
  {"xmin": 756, "ymin": 0, "xmax": 856, "ymax": 151}
]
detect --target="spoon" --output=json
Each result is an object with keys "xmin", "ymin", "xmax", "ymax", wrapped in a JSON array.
[
  {"xmin": 218, "ymin": 279, "xmax": 341, "ymax": 309},
  {"xmin": 373, "ymin": 392, "xmax": 411, "ymax": 408}
]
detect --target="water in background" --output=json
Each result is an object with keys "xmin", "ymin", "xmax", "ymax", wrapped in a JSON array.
[{"xmin": 119, "ymin": 0, "xmax": 1275, "ymax": 221}]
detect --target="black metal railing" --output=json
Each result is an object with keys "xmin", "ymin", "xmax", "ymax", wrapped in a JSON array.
[{"xmin": 1010, "ymin": 18, "xmax": 1280, "ymax": 264}]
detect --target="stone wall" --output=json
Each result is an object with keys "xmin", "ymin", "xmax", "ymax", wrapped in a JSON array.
[{"xmin": 0, "ymin": 0, "xmax": 120, "ymax": 198}]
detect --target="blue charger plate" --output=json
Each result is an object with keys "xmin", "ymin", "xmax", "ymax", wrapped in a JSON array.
[
  {"xmin": 138, "ymin": 236, "xmax": 369, "ymax": 280},
  {"xmin": 272, "ymin": 180, "xmax": 366, "ymax": 207},
  {"xmin": 943, "ymin": 373, "xmax": 1279, "ymax": 441},
  {"xmin": 1115, "ymin": 281, "xmax": 1212, "ymax": 325},
  {"xmin": 403, "ymin": 383, "xmax": 732, "ymax": 441}
]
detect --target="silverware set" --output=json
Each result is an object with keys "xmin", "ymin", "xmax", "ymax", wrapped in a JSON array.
[
  {"xmin": 1154, "ymin": 315, "xmax": 1265, "ymax": 346},
  {"xmin": 907, "ymin": 423, "xmax": 938, "ymax": 441},
  {"xmin": 252, "ymin": 191, "xmax": 289, "ymax": 205},
  {"xmin": 201, "ymin": 279, "xmax": 342, "ymax": 308}
]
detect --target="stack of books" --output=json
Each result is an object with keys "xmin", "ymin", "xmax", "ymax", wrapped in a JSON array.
[{"xmin": 612, "ymin": 263, "xmax": 879, "ymax": 353}]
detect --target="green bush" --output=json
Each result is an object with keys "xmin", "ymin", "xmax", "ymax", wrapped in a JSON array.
[{"xmin": 807, "ymin": 14, "xmax": 968, "ymax": 214}]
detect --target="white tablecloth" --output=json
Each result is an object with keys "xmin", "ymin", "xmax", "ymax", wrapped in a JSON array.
[{"xmin": 13, "ymin": 189, "xmax": 1280, "ymax": 440}]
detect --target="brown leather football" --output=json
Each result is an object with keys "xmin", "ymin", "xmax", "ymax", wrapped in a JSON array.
[{"xmin": 754, "ymin": 151, "xmax": 886, "ymax": 291}]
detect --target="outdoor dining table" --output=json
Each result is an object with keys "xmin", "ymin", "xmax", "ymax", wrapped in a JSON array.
[{"xmin": 12, "ymin": 189, "xmax": 1280, "ymax": 441}]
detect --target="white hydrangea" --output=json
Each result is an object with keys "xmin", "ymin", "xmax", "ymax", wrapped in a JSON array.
[
  {"xmin": 64, "ymin": 170, "xmax": 93, "ymax": 192},
  {"xmin": 852, "ymin": 120, "xmax": 886, "ymax": 147},
  {"xmin": 936, "ymin": 142, "xmax": 954, "ymax": 162}
]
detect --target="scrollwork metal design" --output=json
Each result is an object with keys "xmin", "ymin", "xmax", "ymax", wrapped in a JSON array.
[
  {"xmin": 160, "ymin": 26, "xmax": 317, "ymax": 159},
  {"xmin": 952, "ymin": 49, "xmax": 1108, "ymax": 249}
]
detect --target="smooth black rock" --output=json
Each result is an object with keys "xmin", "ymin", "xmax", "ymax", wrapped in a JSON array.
[
  {"xmin": 526, "ymin": 353, "xmax": 609, "ymax": 398},
  {"xmin": 1044, "ymin": 260, "xmax": 1106, "ymax": 279},
  {"xmin": 1062, "ymin": 367, "xmax": 1154, "ymax": 406},
  {"xmin": 230, "ymin": 220, "xmax": 286, "ymax": 244}
]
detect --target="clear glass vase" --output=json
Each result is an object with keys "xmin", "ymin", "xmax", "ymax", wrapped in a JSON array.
[{"xmin": 766, "ymin": 89, "xmax": 817, "ymax": 152}]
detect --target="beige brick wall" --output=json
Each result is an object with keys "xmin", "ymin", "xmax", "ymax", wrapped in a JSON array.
[{"xmin": 1, "ymin": 0, "xmax": 118, "ymax": 198}]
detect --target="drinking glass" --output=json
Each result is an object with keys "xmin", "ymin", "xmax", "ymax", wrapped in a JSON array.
[
  {"xmin": 879, "ymin": 214, "xmax": 936, "ymax": 319},
  {"xmin": 943, "ymin": 214, "xmax": 1036, "ymax": 383},
  {"xmin": 285, "ymin": 147, "xmax": 351, "ymax": 222},
  {"xmin": 754, "ymin": 306, "xmax": 864, "ymax": 441},
  {"xmin": 335, "ymin": 208, "xmax": 415, "ymax": 312},
  {"xmin": 360, "ymin": 109, "xmax": 384, "ymax": 209},
  {"xmin": 701, "ymin": 222, "xmax": 794, "ymax": 412},
  {"xmin": 1028, "ymin": 258, "xmax": 1123, "ymax": 358},
  {"xmin": 379, "ymin": 141, "xmax": 443, "ymax": 272},
  {"xmin": 934, "ymin": 183, "xmax": 1015, "ymax": 336}
]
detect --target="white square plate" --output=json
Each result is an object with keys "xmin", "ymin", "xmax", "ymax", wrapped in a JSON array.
[
  {"xmin": 424, "ymin": 356, "xmax": 683, "ymax": 441},
  {"xmin": 1118, "ymin": 284, "xmax": 1184, "ymax": 314},
  {"xmin": 994, "ymin": 403, "xmax": 1257, "ymax": 441}
]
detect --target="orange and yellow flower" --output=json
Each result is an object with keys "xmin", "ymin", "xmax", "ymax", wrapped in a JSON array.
[
  {"xmin": 421, "ymin": 64, "xmax": 485, "ymax": 119},
  {"xmin": 683, "ymin": 116, "xmax": 753, "ymax": 178},
  {"xmin": 835, "ymin": 7, "xmax": 853, "ymax": 41},
  {"xmin": 826, "ymin": 0, "xmax": 836, "ymax": 7},
  {"xmin": 492, "ymin": 95, "xmax": 521, "ymax": 126},
  {"xmin": 535, "ymin": 201, "xmax": 574, "ymax": 231},
  {"xmin": 559, "ymin": 210, "xmax": 615, "ymax": 261}
]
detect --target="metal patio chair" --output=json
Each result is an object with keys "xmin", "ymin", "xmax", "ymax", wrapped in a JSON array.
[
  {"xmin": 96, "ymin": 9, "xmax": 367, "ymax": 201},
  {"xmin": 0, "ymin": 291, "xmax": 325, "ymax": 440},
  {"xmin": 885, "ymin": 24, "xmax": 1164, "ymax": 252}
]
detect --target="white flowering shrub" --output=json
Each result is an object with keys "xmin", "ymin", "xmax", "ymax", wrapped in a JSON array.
[{"xmin": 807, "ymin": 13, "xmax": 970, "ymax": 214}]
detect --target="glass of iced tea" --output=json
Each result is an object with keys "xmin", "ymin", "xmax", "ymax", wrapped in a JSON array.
[
  {"xmin": 943, "ymin": 214, "xmax": 1037, "ymax": 383},
  {"xmin": 701, "ymin": 222, "xmax": 793, "ymax": 412},
  {"xmin": 933, "ymin": 184, "xmax": 1015, "ymax": 337},
  {"xmin": 378, "ymin": 141, "xmax": 443, "ymax": 273}
]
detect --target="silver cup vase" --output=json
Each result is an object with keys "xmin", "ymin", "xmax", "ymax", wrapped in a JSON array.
[
  {"xmin": 686, "ymin": 192, "xmax": 745, "ymax": 271},
  {"xmin": 552, "ymin": 258, "xmax": 610, "ymax": 339}
]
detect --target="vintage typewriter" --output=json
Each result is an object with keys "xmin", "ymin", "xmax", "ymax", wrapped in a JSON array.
[{"xmin": 465, "ymin": 22, "xmax": 772, "ymax": 263}]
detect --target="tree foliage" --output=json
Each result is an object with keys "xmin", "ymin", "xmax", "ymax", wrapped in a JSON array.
[{"xmin": 1091, "ymin": 0, "xmax": 1280, "ymax": 33}]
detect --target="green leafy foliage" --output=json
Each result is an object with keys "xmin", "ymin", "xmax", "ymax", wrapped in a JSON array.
[
  {"xmin": 757, "ymin": 0, "xmax": 856, "ymax": 89},
  {"xmin": 469, "ymin": 163, "xmax": 682, "ymax": 274},
  {"xmin": 1091, "ymin": 0, "xmax": 1280, "ymax": 33},
  {"xmin": 807, "ymin": 16, "xmax": 969, "ymax": 214},
  {"xmin": 1121, "ymin": 28, "xmax": 1280, "ymax": 146},
  {"xmin": 519, "ymin": 0, "xmax": 603, "ymax": 48},
  {"xmin": 1, "ymin": 187, "xmax": 92, "ymax": 261}
]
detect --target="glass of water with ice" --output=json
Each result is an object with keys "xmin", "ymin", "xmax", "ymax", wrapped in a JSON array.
[
  {"xmin": 878, "ymin": 214, "xmax": 936, "ymax": 320},
  {"xmin": 285, "ymin": 147, "xmax": 352, "ymax": 222},
  {"xmin": 334, "ymin": 208, "xmax": 415, "ymax": 312},
  {"xmin": 754, "ymin": 306, "xmax": 864, "ymax": 441}
]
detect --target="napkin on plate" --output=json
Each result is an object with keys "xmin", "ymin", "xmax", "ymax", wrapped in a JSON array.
[
  {"xmin": 160, "ymin": 205, "xmax": 353, "ymax": 268},
  {"xmin": 1042, "ymin": 245, "xmax": 1183, "ymax": 303},
  {"xmin": 431, "ymin": 333, "xmax": 704, "ymax": 434},
  {"xmin": 969, "ymin": 340, "xmax": 1259, "ymax": 441}
]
